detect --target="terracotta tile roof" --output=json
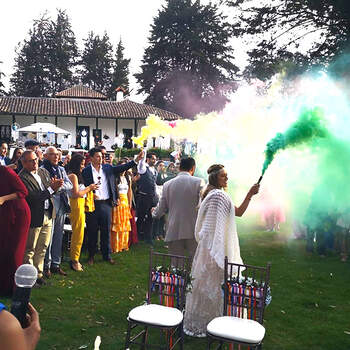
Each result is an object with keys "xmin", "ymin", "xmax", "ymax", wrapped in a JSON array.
[
  {"xmin": 55, "ymin": 85, "xmax": 107, "ymax": 100},
  {"xmin": 0, "ymin": 96, "xmax": 180, "ymax": 121}
]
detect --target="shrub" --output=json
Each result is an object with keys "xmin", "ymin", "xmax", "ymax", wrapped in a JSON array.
[{"xmin": 113, "ymin": 147, "xmax": 173, "ymax": 160}]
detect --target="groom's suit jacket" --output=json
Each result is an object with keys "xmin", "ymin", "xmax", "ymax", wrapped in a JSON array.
[
  {"xmin": 82, "ymin": 161, "xmax": 136, "ymax": 207},
  {"xmin": 153, "ymin": 172, "xmax": 204, "ymax": 242}
]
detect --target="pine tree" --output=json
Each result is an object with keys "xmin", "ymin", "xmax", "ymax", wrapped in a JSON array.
[
  {"xmin": 10, "ymin": 14, "xmax": 51, "ymax": 97},
  {"xmin": 10, "ymin": 10, "xmax": 78, "ymax": 97},
  {"xmin": 79, "ymin": 32, "xmax": 114, "ymax": 95},
  {"xmin": 0, "ymin": 61, "xmax": 6, "ymax": 96},
  {"xmin": 135, "ymin": 0, "xmax": 238, "ymax": 118},
  {"xmin": 108, "ymin": 38, "xmax": 130, "ymax": 99},
  {"xmin": 46, "ymin": 9, "xmax": 79, "ymax": 94}
]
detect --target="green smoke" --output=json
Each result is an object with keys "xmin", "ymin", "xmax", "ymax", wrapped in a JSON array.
[{"xmin": 262, "ymin": 107, "xmax": 329, "ymax": 175}]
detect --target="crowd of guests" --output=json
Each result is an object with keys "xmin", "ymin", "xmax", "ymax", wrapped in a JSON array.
[
  {"xmin": 1, "ymin": 137, "xmax": 264, "ymax": 346},
  {"xmin": 0, "ymin": 139, "xmax": 183, "ymax": 294}
]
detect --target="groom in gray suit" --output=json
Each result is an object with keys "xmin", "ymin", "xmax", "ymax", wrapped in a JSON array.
[{"xmin": 153, "ymin": 157, "xmax": 204, "ymax": 258}]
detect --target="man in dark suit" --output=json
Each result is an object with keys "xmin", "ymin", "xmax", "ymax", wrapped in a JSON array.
[
  {"xmin": 82, "ymin": 147, "xmax": 144, "ymax": 265},
  {"xmin": 19, "ymin": 150, "xmax": 63, "ymax": 286},
  {"xmin": 136, "ymin": 151, "xmax": 158, "ymax": 245},
  {"xmin": 0, "ymin": 141, "xmax": 11, "ymax": 166}
]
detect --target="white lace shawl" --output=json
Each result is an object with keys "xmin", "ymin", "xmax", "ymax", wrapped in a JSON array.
[{"xmin": 194, "ymin": 189, "xmax": 243, "ymax": 269}]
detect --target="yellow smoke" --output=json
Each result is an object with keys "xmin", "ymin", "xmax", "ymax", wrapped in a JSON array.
[{"xmin": 132, "ymin": 113, "xmax": 219, "ymax": 146}]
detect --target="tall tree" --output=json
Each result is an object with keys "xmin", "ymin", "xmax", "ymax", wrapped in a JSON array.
[
  {"xmin": 0, "ymin": 61, "xmax": 6, "ymax": 96},
  {"xmin": 135, "ymin": 0, "xmax": 238, "ymax": 118},
  {"xmin": 46, "ymin": 9, "xmax": 79, "ymax": 94},
  {"xmin": 79, "ymin": 32, "xmax": 114, "ymax": 95},
  {"xmin": 10, "ymin": 10, "xmax": 78, "ymax": 97},
  {"xmin": 226, "ymin": 0, "xmax": 350, "ymax": 80},
  {"xmin": 10, "ymin": 14, "xmax": 51, "ymax": 97},
  {"xmin": 108, "ymin": 38, "xmax": 130, "ymax": 99}
]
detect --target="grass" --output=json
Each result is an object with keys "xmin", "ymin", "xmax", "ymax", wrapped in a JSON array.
[{"xmin": 2, "ymin": 226, "xmax": 350, "ymax": 350}]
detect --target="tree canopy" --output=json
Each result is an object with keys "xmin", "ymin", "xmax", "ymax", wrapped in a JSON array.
[
  {"xmin": 0, "ymin": 61, "xmax": 6, "ymax": 96},
  {"xmin": 79, "ymin": 32, "xmax": 114, "ymax": 96},
  {"xmin": 226, "ymin": 0, "xmax": 350, "ymax": 80},
  {"xmin": 136, "ymin": 0, "xmax": 238, "ymax": 118},
  {"xmin": 108, "ymin": 39, "xmax": 130, "ymax": 99},
  {"xmin": 10, "ymin": 10, "xmax": 78, "ymax": 97}
]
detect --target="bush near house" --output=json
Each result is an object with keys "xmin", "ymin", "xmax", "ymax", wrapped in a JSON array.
[{"xmin": 113, "ymin": 147, "xmax": 173, "ymax": 160}]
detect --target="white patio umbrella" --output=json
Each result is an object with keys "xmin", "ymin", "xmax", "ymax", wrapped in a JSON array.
[{"xmin": 17, "ymin": 122, "xmax": 70, "ymax": 135}]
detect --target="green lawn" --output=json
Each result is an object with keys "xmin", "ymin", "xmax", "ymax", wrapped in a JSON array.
[{"xmin": 2, "ymin": 226, "xmax": 350, "ymax": 350}]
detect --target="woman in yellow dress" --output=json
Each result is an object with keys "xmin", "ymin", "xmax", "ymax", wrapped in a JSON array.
[
  {"xmin": 67, "ymin": 154, "xmax": 99, "ymax": 271},
  {"xmin": 111, "ymin": 160, "xmax": 132, "ymax": 253}
]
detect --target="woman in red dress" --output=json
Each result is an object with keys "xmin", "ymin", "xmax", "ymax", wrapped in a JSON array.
[{"xmin": 0, "ymin": 166, "xmax": 31, "ymax": 296}]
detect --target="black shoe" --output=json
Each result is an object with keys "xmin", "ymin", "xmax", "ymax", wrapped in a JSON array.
[
  {"xmin": 50, "ymin": 266, "xmax": 67, "ymax": 276},
  {"xmin": 36, "ymin": 277, "xmax": 46, "ymax": 286},
  {"xmin": 103, "ymin": 258, "xmax": 116, "ymax": 265},
  {"xmin": 43, "ymin": 268, "xmax": 51, "ymax": 279}
]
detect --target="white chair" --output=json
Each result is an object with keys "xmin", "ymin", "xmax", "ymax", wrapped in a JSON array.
[
  {"xmin": 206, "ymin": 258, "xmax": 271, "ymax": 350},
  {"xmin": 124, "ymin": 250, "xmax": 191, "ymax": 350}
]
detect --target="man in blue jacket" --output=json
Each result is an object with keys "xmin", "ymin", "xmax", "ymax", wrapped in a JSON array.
[
  {"xmin": 42, "ymin": 146, "xmax": 73, "ymax": 277},
  {"xmin": 82, "ymin": 147, "xmax": 144, "ymax": 265}
]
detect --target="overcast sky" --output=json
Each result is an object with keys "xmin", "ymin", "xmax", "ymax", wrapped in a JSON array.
[{"xmin": 1, "ymin": 0, "xmax": 248, "ymax": 102}]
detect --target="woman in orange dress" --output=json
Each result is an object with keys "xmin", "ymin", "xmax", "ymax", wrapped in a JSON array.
[{"xmin": 111, "ymin": 160, "xmax": 132, "ymax": 252}]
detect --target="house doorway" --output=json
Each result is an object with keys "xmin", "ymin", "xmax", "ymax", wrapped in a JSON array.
[
  {"xmin": 123, "ymin": 128, "xmax": 133, "ymax": 149},
  {"xmin": 76, "ymin": 126, "xmax": 90, "ymax": 150}
]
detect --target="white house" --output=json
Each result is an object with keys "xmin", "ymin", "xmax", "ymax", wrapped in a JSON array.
[{"xmin": 0, "ymin": 85, "xmax": 180, "ymax": 150}]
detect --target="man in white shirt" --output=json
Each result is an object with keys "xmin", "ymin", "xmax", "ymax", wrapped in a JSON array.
[
  {"xmin": 82, "ymin": 147, "xmax": 144, "ymax": 265},
  {"xmin": 19, "ymin": 151, "xmax": 63, "ymax": 286}
]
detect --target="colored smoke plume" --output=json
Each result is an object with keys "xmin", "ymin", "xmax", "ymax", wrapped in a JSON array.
[{"xmin": 261, "ymin": 107, "xmax": 329, "ymax": 175}]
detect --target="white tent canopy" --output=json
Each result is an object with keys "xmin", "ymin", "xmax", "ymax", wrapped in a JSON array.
[{"xmin": 17, "ymin": 122, "xmax": 71, "ymax": 135}]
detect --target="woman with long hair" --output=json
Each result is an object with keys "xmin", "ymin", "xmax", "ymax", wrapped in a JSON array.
[
  {"xmin": 110, "ymin": 160, "xmax": 133, "ymax": 252},
  {"xmin": 9, "ymin": 147, "xmax": 23, "ymax": 173},
  {"xmin": 184, "ymin": 164, "xmax": 260, "ymax": 337},
  {"xmin": 67, "ymin": 154, "xmax": 98, "ymax": 271}
]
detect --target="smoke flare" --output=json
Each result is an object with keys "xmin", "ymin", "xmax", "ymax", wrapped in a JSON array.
[{"xmin": 262, "ymin": 107, "xmax": 329, "ymax": 175}]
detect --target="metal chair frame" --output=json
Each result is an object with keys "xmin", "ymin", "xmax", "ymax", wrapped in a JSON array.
[
  {"xmin": 125, "ymin": 250, "xmax": 191, "ymax": 350},
  {"xmin": 207, "ymin": 257, "xmax": 271, "ymax": 350}
]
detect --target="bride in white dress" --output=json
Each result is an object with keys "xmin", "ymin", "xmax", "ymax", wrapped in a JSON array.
[{"xmin": 183, "ymin": 164, "xmax": 260, "ymax": 337}]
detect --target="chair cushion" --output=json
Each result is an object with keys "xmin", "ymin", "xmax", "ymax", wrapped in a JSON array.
[
  {"xmin": 128, "ymin": 304, "xmax": 183, "ymax": 327},
  {"xmin": 207, "ymin": 316, "xmax": 265, "ymax": 344}
]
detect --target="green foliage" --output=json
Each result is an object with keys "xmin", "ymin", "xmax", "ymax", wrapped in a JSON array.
[
  {"xmin": 10, "ymin": 10, "xmax": 78, "ymax": 97},
  {"xmin": 79, "ymin": 31, "xmax": 114, "ymax": 96},
  {"xmin": 108, "ymin": 39, "xmax": 130, "ymax": 99},
  {"xmin": 10, "ymin": 14, "xmax": 52, "ymax": 97},
  {"xmin": 135, "ymin": 0, "xmax": 238, "ymax": 118},
  {"xmin": 114, "ymin": 147, "xmax": 173, "ymax": 160},
  {"xmin": 226, "ymin": 0, "xmax": 350, "ymax": 80},
  {"xmin": 45, "ymin": 9, "xmax": 79, "ymax": 94}
]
